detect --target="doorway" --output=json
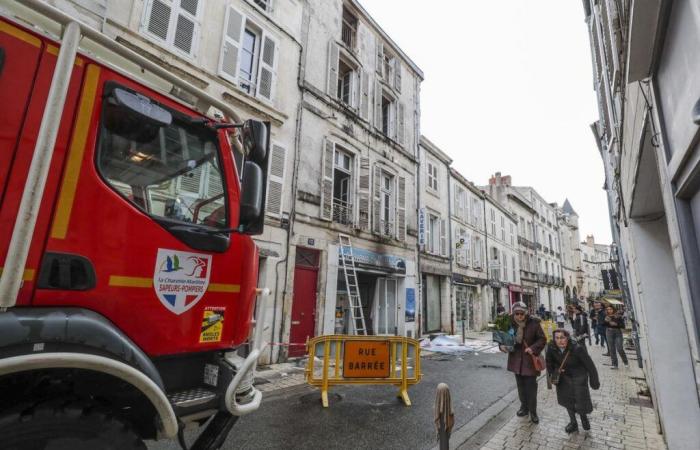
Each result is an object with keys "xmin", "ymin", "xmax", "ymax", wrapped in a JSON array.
[
  {"xmin": 375, "ymin": 278, "xmax": 398, "ymax": 335},
  {"xmin": 289, "ymin": 248, "xmax": 319, "ymax": 357},
  {"xmin": 422, "ymin": 275, "xmax": 441, "ymax": 333}
]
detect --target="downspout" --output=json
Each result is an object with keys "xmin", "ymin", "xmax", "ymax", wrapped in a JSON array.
[
  {"xmin": 481, "ymin": 191, "xmax": 490, "ymax": 322},
  {"xmin": 414, "ymin": 79, "xmax": 422, "ymax": 337},
  {"xmin": 447, "ymin": 167, "xmax": 454, "ymax": 335}
]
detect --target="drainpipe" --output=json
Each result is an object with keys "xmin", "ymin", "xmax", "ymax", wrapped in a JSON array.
[
  {"xmin": 481, "ymin": 191, "xmax": 491, "ymax": 323},
  {"xmin": 447, "ymin": 167, "xmax": 454, "ymax": 336}
]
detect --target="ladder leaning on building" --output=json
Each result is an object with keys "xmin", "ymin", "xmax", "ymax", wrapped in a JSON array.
[{"xmin": 338, "ymin": 234, "xmax": 367, "ymax": 335}]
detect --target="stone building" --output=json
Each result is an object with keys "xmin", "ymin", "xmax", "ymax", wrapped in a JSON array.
[
  {"xmin": 483, "ymin": 173, "xmax": 564, "ymax": 314},
  {"xmin": 417, "ymin": 137, "xmax": 452, "ymax": 334},
  {"xmin": 579, "ymin": 235, "xmax": 610, "ymax": 301},
  {"xmin": 284, "ymin": 0, "xmax": 423, "ymax": 357},
  {"xmin": 584, "ymin": 0, "xmax": 700, "ymax": 445},
  {"xmin": 450, "ymin": 169, "xmax": 488, "ymax": 332},
  {"xmin": 557, "ymin": 199, "xmax": 584, "ymax": 302}
]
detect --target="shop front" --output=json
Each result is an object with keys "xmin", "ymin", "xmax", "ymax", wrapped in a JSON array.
[
  {"xmin": 453, "ymin": 274, "xmax": 486, "ymax": 333},
  {"xmin": 508, "ymin": 284, "xmax": 523, "ymax": 308}
]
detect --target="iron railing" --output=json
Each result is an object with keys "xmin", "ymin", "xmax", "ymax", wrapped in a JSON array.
[{"xmin": 332, "ymin": 198, "xmax": 353, "ymax": 225}]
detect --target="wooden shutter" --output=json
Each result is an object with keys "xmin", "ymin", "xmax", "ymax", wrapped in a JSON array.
[
  {"xmin": 320, "ymin": 138, "xmax": 335, "ymax": 221},
  {"xmin": 465, "ymin": 231, "xmax": 471, "ymax": 266},
  {"xmin": 440, "ymin": 218, "xmax": 447, "ymax": 257},
  {"xmin": 396, "ymin": 175, "xmax": 406, "ymax": 241},
  {"xmin": 372, "ymin": 164, "xmax": 381, "ymax": 234},
  {"xmin": 394, "ymin": 59, "xmax": 402, "ymax": 92},
  {"xmin": 147, "ymin": 0, "xmax": 171, "ymax": 40},
  {"xmin": 425, "ymin": 215, "xmax": 431, "ymax": 253},
  {"xmin": 327, "ymin": 40, "xmax": 339, "ymax": 97},
  {"xmin": 173, "ymin": 0, "xmax": 198, "ymax": 54},
  {"xmin": 266, "ymin": 143, "xmax": 286, "ymax": 216},
  {"xmin": 454, "ymin": 228, "xmax": 463, "ymax": 265},
  {"xmin": 360, "ymin": 70, "xmax": 370, "ymax": 120},
  {"xmin": 397, "ymin": 102, "xmax": 405, "ymax": 146},
  {"xmin": 358, "ymin": 156, "xmax": 370, "ymax": 231},
  {"xmin": 376, "ymin": 40, "xmax": 383, "ymax": 76},
  {"xmin": 374, "ymin": 80, "xmax": 382, "ymax": 129},
  {"xmin": 219, "ymin": 6, "xmax": 245, "ymax": 83},
  {"xmin": 257, "ymin": 33, "xmax": 277, "ymax": 102}
]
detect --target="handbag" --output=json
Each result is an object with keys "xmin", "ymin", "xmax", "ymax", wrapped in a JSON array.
[
  {"xmin": 525, "ymin": 342, "xmax": 545, "ymax": 372},
  {"xmin": 549, "ymin": 350, "xmax": 571, "ymax": 386}
]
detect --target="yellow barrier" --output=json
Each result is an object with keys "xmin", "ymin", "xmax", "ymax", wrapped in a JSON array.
[
  {"xmin": 541, "ymin": 320, "xmax": 555, "ymax": 342},
  {"xmin": 305, "ymin": 335, "xmax": 421, "ymax": 408}
]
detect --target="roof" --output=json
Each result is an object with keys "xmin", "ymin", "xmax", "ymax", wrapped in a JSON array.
[{"xmin": 562, "ymin": 199, "xmax": 578, "ymax": 216}]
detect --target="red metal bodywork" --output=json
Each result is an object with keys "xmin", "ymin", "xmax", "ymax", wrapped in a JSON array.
[{"xmin": 0, "ymin": 19, "xmax": 258, "ymax": 356}]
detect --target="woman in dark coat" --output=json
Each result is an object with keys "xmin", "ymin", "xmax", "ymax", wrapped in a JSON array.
[
  {"xmin": 546, "ymin": 329, "xmax": 600, "ymax": 433},
  {"xmin": 499, "ymin": 302, "xmax": 546, "ymax": 424}
]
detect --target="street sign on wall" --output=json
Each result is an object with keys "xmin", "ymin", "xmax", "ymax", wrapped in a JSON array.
[{"xmin": 418, "ymin": 208, "xmax": 425, "ymax": 248}]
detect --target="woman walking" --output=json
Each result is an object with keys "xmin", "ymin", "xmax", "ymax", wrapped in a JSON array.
[
  {"xmin": 604, "ymin": 305, "xmax": 629, "ymax": 369},
  {"xmin": 570, "ymin": 305, "xmax": 590, "ymax": 348},
  {"xmin": 498, "ymin": 302, "xmax": 547, "ymax": 424},
  {"xmin": 546, "ymin": 329, "xmax": 600, "ymax": 433}
]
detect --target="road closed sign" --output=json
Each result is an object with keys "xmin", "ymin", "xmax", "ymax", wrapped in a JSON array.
[{"xmin": 343, "ymin": 340, "xmax": 390, "ymax": 378}]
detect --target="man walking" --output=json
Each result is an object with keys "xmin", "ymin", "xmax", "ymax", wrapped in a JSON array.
[
  {"xmin": 593, "ymin": 302, "xmax": 608, "ymax": 353},
  {"xmin": 604, "ymin": 305, "xmax": 629, "ymax": 369},
  {"xmin": 555, "ymin": 306, "xmax": 566, "ymax": 329}
]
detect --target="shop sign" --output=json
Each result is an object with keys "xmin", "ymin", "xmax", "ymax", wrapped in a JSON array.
[
  {"xmin": 418, "ymin": 208, "xmax": 426, "ymax": 248},
  {"xmin": 344, "ymin": 248, "xmax": 406, "ymax": 274},
  {"xmin": 452, "ymin": 273, "xmax": 486, "ymax": 286},
  {"xmin": 343, "ymin": 340, "xmax": 390, "ymax": 378}
]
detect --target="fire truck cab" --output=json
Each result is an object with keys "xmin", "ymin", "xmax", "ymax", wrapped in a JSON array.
[{"xmin": 0, "ymin": 1, "xmax": 270, "ymax": 448}]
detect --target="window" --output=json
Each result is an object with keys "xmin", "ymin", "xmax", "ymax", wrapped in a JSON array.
[
  {"xmin": 341, "ymin": 6, "xmax": 358, "ymax": 49},
  {"xmin": 97, "ymin": 91, "xmax": 226, "ymax": 229},
  {"xmin": 381, "ymin": 94, "xmax": 394, "ymax": 136},
  {"xmin": 512, "ymin": 256, "xmax": 517, "ymax": 281},
  {"xmin": 427, "ymin": 214, "xmax": 440, "ymax": 254},
  {"xmin": 219, "ymin": 7, "xmax": 278, "ymax": 102},
  {"xmin": 253, "ymin": 0, "xmax": 273, "ymax": 13},
  {"xmin": 332, "ymin": 148, "xmax": 354, "ymax": 224},
  {"xmin": 427, "ymin": 160, "xmax": 439, "ymax": 193},
  {"xmin": 490, "ymin": 209, "xmax": 496, "ymax": 235},
  {"xmin": 471, "ymin": 196, "xmax": 480, "ymax": 228},
  {"xmin": 503, "ymin": 251, "xmax": 508, "ymax": 281},
  {"xmin": 509, "ymin": 223, "xmax": 514, "ymax": 246},
  {"xmin": 473, "ymin": 236, "xmax": 483, "ymax": 268},
  {"xmin": 380, "ymin": 172, "xmax": 394, "ymax": 236},
  {"xmin": 376, "ymin": 42, "xmax": 402, "ymax": 92},
  {"xmin": 500, "ymin": 216, "xmax": 505, "ymax": 241},
  {"xmin": 143, "ymin": 0, "xmax": 201, "ymax": 57},
  {"xmin": 490, "ymin": 247, "xmax": 500, "ymax": 280},
  {"xmin": 337, "ymin": 58, "xmax": 357, "ymax": 107}
]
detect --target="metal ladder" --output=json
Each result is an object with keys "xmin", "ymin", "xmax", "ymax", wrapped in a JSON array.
[{"xmin": 338, "ymin": 234, "xmax": 367, "ymax": 335}]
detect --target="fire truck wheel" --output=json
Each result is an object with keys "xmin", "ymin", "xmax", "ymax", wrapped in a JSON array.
[{"xmin": 0, "ymin": 399, "xmax": 146, "ymax": 450}]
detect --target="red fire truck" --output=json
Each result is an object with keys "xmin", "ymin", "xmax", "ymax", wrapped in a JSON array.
[{"xmin": 0, "ymin": 1, "xmax": 270, "ymax": 448}]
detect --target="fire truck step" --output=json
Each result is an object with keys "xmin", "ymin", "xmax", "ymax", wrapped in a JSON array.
[{"xmin": 168, "ymin": 387, "xmax": 218, "ymax": 408}]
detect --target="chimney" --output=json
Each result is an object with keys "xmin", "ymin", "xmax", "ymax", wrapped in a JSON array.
[
  {"xmin": 489, "ymin": 172, "xmax": 504, "ymax": 186},
  {"xmin": 502, "ymin": 175, "xmax": 511, "ymax": 186},
  {"xmin": 586, "ymin": 235, "xmax": 595, "ymax": 246}
]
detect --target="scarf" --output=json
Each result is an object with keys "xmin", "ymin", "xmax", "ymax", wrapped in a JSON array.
[{"xmin": 513, "ymin": 316, "xmax": 527, "ymax": 344}]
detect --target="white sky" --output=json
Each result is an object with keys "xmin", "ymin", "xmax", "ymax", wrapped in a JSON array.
[{"xmin": 359, "ymin": 0, "xmax": 612, "ymax": 245}]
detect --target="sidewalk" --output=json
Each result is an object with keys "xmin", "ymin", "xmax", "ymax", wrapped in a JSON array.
[{"xmin": 472, "ymin": 344, "xmax": 666, "ymax": 450}]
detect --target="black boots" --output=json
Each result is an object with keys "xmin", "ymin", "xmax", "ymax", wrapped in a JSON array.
[
  {"xmin": 565, "ymin": 421, "xmax": 579, "ymax": 433},
  {"xmin": 516, "ymin": 407, "xmax": 529, "ymax": 417},
  {"xmin": 529, "ymin": 412, "xmax": 539, "ymax": 424},
  {"xmin": 581, "ymin": 414, "xmax": 590, "ymax": 430}
]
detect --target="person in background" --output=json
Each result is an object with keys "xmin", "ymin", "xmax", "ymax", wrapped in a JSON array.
[
  {"xmin": 546, "ymin": 329, "xmax": 600, "ymax": 433},
  {"xmin": 593, "ymin": 302, "xmax": 608, "ymax": 353},
  {"xmin": 589, "ymin": 304, "xmax": 598, "ymax": 345},
  {"xmin": 538, "ymin": 303, "xmax": 546, "ymax": 319},
  {"xmin": 496, "ymin": 302, "xmax": 506, "ymax": 316},
  {"xmin": 604, "ymin": 305, "xmax": 629, "ymax": 369},
  {"xmin": 556, "ymin": 306, "xmax": 566, "ymax": 329},
  {"xmin": 498, "ymin": 302, "xmax": 547, "ymax": 424},
  {"xmin": 570, "ymin": 305, "xmax": 590, "ymax": 348}
]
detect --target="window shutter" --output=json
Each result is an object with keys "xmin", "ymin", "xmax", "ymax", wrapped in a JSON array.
[
  {"xmin": 266, "ymin": 143, "xmax": 286, "ymax": 216},
  {"xmin": 374, "ymin": 80, "xmax": 382, "ymax": 129},
  {"xmin": 180, "ymin": 166, "xmax": 203, "ymax": 194},
  {"xmin": 396, "ymin": 175, "xmax": 406, "ymax": 241},
  {"xmin": 320, "ymin": 138, "xmax": 335, "ymax": 221},
  {"xmin": 390, "ymin": 102, "xmax": 397, "ymax": 141},
  {"xmin": 465, "ymin": 232, "xmax": 471, "ymax": 266},
  {"xmin": 327, "ymin": 40, "xmax": 340, "ymax": 97},
  {"xmin": 394, "ymin": 59, "xmax": 402, "ymax": 92},
  {"xmin": 219, "ymin": 6, "xmax": 245, "ymax": 83},
  {"xmin": 206, "ymin": 166, "xmax": 222, "ymax": 198},
  {"xmin": 440, "ymin": 218, "xmax": 447, "ymax": 257},
  {"xmin": 372, "ymin": 164, "xmax": 381, "ymax": 234},
  {"xmin": 376, "ymin": 40, "xmax": 383, "ymax": 77},
  {"xmin": 455, "ymin": 228, "xmax": 463, "ymax": 265},
  {"xmin": 257, "ymin": 33, "xmax": 277, "ymax": 102},
  {"xmin": 173, "ymin": 0, "xmax": 198, "ymax": 55},
  {"xmin": 397, "ymin": 102, "xmax": 405, "ymax": 146},
  {"xmin": 147, "ymin": 0, "xmax": 171, "ymax": 40},
  {"xmin": 358, "ymin": 156, "xmax": 370, "ymax": 231},
  {"xmin": 360, "ymin": 70, "xmax": 370, "ymax": 120}
]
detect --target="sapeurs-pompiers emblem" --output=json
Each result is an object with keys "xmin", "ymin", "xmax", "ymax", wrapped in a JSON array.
[{"xmin": 154, "ymin": 248, "xmax": 212, "ymax": 315}]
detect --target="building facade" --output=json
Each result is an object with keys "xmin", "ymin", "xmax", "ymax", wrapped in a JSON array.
[
  {"xmin": 418, "ymin": 137, "xmax": 452, "ymax": 334},
  {"xmin": 584, "ymin": 0, "xmax": 700, "ymax": 446},
  {"xmin": 557, "ymin": 199, "xmax": 584, "ymax": 302},
  {"xmin": 579, "ymin": 235, "xmax": 611, "ymax": 301}
]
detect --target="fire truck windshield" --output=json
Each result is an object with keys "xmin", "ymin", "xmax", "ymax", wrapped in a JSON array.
[{"xmin": 97, "ymin": 108, "xmax": 228, "ymax": 229}]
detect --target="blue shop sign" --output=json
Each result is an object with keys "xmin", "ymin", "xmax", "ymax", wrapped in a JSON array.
[{"xmin": 340, "ymin": 247, "xmax": 406, "ymax": 274}]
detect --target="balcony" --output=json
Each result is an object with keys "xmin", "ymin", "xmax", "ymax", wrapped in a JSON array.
[
  {"xmin": 380, "ymin": 220, "xmax": 394, "ymax": 238},
  {"xmin": 341, "ymin": 17, "xmax": 357, "ymax": 50},
  {"xmin": 332, "ymin": 199, "xmax": 353, "ymax": 225}
]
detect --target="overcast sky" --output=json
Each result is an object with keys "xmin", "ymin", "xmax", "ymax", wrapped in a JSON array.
[{"xmin": 360, "ymin": 0, "xmax": 612, "ymax": 245}]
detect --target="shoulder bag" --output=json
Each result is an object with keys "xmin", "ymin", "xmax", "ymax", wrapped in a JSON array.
[{"xmin": 549, "ymin": 350, "xmax": 570, "ymax": 386}]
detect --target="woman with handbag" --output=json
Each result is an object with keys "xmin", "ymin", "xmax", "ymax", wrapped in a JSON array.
[
  {"xmin": 498, "ymin": 302, "xmax": 546, "ymax": 424},
  {"xmin": 546, "ymin": 329, "xmax": 600, "ymax": 433}
]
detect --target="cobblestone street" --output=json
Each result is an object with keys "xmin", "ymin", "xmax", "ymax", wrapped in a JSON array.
[{"xmin": 472, "ymin": 345, "xmax": 665, "ymax": 450}]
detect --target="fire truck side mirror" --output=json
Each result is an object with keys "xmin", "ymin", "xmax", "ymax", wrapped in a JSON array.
[
  {"xmin": 241, "ymin": 120, "xmax": 267, "ymax": 163},
  {"xmin": 239, "ymin": 161, "xmax": 264, "ymax": 234}
]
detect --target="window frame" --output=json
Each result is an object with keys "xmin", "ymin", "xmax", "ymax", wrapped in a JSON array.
[{"xmin": 141, "ymin": 0, "xmax": 202, "ymax": 59}]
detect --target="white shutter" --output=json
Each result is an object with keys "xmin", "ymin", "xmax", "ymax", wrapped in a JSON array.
[
  {"xmin": 376, "ymin": 40, "xmax": 384, "ymax": 76},
  {"xmin": 396, "ymin": 175, "xmax": 406, "ymax": 241},
  {"xmin": 266, "ymin": 144, "xmax": 286, "ymax": 216},
  {"xmin": 372, "ymin": 164, "xmax": 381, "ymax": 234},
  {"xmin": 397, "ymin": 102, "xmax": 405, "ymax": 146},
  {"xmin": 425, "ymin": 216, "xmax": 431, "ymax": 253},
  {"xmin": 257, "ymin": 33, "xmax": 277, "ymax": 102},
  {"xmin": 358, "ymin": 156, "xmax": 370, "ymax": 231},
  {"xmin": 390, "ymin": 102, "xmax": 397, "ymax": 140},
  {"xmin": 180, "ymin": 166, "xmax": 203, "ymax": 194},
  {"xmin": 320, "ymin": 138, "xmax": 335, "ymax": 221},
  {"xmin": 327, "ymin": 40, "xmax": 340, "ymax": 97},
  {"xmin": 440, "ymin": 218, "xmax": 447, "ymax": 257},
  {"xmin": 173, "ymin": 0, "xmax": 198, "ymax": 55},
  {"xmin": 452, "ymin": 188, "xmax": 458, "ymax": 218},
  {"xmin": 465, "ymin": 231, "xmax": 471, "ymax": 267},
  {"xmin": 360, "ymin": 70, "xmax": 369, "ymax": 120},
  {"xmin": 394, "ymin": 59, "xmax": 402, "ymax": 92},
  {"xmin": 455, "ymin": 228, "xmax": 464, "ymax": 265},
  {"xmin": 374, "ymin": 80, "xmax": 382, "ymax": 129},
  {"xmin": 219, "ymin": 6, "xmax": 245, "ymax": 83},
  {"xmin": 147, "ymin": 0, "xmax": 171, "ymax": 40},
  {"xmin": 206, "ymin": 166, "xmax": 222, "ymax": 198}
]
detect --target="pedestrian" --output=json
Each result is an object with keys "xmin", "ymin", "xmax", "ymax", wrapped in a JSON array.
[
  {"xmin": 546, "ymin": 329, "xmax": 600, "ymax": 433},
  {"xmin": 604, "ymin": 305, "xmax": 629, "ymax": 369},
  {"xmin": 570, "ymin": 305, "xmax": 590, "ymax": 348},
  {"xmin": 555, "ymin": 306, "xmax": 566, "ymax": 329},
  {"xmin": 538, "ymin": 303, "xmax": 546, "ymax": 319},
  {"xmin": 593, "ymin": 302, "xmax": 607, "ymax": 352},
  {"xmin": 496, "ymin": 302, "xmax": 506, "ymax": 316},
  {"xmin": 498, "ymin": 301, "xmax": 547, "ymax": 424},
  {"xmin": 589, "ymin": 304, "xmax": 598, "ymax": 345}
]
